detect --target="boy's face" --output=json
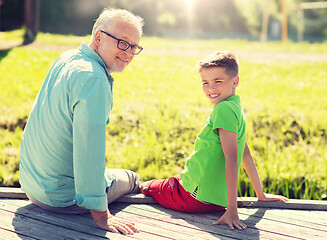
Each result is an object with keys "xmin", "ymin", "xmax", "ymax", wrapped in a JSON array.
[{"xmin": 201, "ymin": 67, "xmax": 239, "ymax": 106}]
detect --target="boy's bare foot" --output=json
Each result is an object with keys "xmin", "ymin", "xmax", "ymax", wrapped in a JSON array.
[{"xmin": 140, "ymin": 180, "xmax": 153, "ymax": 192}]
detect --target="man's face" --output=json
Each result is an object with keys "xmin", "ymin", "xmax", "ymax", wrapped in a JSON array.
[{"xmin": 95, "ymin": 21, "xmax": 141, "ymax": 73}]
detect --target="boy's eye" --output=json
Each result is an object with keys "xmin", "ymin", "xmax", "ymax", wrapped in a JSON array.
[
  {"xmin": 202, "ymin": 82, "xmax": 208, "ymax": 85},
  {"xmin": 215, "ymin": 80, "xmax": 222, "ymax": 83}
]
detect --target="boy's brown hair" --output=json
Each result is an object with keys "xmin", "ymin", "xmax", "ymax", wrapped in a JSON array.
[{"xmin": 196, "ymin": 51, "xmax": 239, "ymax": 78}]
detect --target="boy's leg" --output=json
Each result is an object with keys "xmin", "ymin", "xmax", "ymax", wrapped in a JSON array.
[
  {"xmin": 142, "ymin": 175, "xmax": 225, "ymax": 213},
  {"xmin": 106, "ymin": 168, "xmax": 141, "ymax": 204},
  {"xmin": 142, "ymin": 176, "xmax": 183, "ymax": 212}
]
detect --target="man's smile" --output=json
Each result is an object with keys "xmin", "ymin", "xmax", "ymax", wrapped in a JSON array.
[{"xmin": 117, "ymin": 56, "xmax": 128, "ymax": 63}]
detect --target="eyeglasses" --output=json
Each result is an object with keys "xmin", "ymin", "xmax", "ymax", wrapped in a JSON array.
[{"xmin": 100, "ymin": 30, "xmax": 143, "ymax": 55}]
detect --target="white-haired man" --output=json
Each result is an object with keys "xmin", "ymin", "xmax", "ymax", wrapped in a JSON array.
[{"xmin": 19, "ymin": 9, "xmax": 144, "ymax": 235}]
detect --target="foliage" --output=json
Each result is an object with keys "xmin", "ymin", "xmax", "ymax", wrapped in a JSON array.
[
  {"xmin": 0, "ymin": 32, "xmax": 326, "ymax": 201},
  {"xmin": 2, "ymin": 0, "xmax": 326, "ymax": 41}
]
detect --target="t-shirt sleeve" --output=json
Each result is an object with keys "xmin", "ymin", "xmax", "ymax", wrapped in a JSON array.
[
  {"xmin": 71, "ymin": 74, "xmax": 111, "ymax": 211},
  {"xmin": 211, "ymin": 102, "xmax": 238, "ymax": 136}
]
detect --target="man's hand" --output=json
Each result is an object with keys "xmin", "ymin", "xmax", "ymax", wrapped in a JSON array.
[
  {"xmin": 90, "ymin": 210, "xmax": 139, "ymax": 235},
  {"xmin": 213, "ymin": 208, "xmax": 247, "ymax": 230}
]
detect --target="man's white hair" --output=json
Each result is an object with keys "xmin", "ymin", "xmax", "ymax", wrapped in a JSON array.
[{"xmin": 90, "ymin": 8, "xmax": 144, "ymax": 42}]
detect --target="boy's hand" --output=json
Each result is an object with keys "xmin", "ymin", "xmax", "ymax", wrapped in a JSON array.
[
  {"xmin": 213, "ymin": 208, "xmax": 247, "ymax": 230},
  {"xmin": 258, "ymin": 193, "xmax": 288, "ymax": 203},
  {"xmin": 91, "ymin": 210, "xmax": 139, "ymax": 235}
]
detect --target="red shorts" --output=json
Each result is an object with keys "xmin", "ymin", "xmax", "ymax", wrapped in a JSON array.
[{"xmin": 142, "ymin": 175, "xmax": 225, "ymax": 213}]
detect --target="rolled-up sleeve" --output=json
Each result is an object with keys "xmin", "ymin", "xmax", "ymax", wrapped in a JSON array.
[{"xmin": 72, "ymin": 74, "xmax": 111, "ymax": 211}]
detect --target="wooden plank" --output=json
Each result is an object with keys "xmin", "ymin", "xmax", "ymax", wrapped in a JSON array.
[
  {"xmin": 116, "ymin": 193, "xmax": 155, "ymax": 204},
  {"xmin": 1, "ymin": 188, "xmax": 326, "ymax": 210},
  {"xmin": 0, "ymin": 203, "xmax": 143, "ymax": 240},
  {"xmin": 0, "ymin": 199, "xmax": 259, "ymax": 240},
  {"xmin": 112, "ymin": 210, "xmax": 235, "ymax": 240},
  {"xmin": 0, "ymin": 209, "xmax": 75, "ymax": 240},
  {"xmin": 0, "ymin": 199, "xmax": 182, "ymax": 240},
  {"xmin": 238, "ymin": 196, "xmax": 327, "ymax": 210},
  {"xmin": 0, "ymin": 188, "xmax": 27, "ymax": 199},
  {"xmin": 112, "ymin": 207, "xmax": 286, "ymax": 240},
  {"xmin": 0, "ymin": 227, "xmax": 36, "ymax": 240},
  {"xmin": 238, "ymin": 208, "xmax": 327, "ymax": 227},
  {"xmin": 111, "ymin": 203, "xmax": 327, "ymax": 240},
  {"xmin": 1, "ymin": 199, "xmax": 234, "ymax": 240},
  {"xmin": 1, "ymin": 197, "xmax": 326, "ymax": 240},
  {"xmin": 110, "ymin": 203, "xmax": 298, "ymax": 240}
]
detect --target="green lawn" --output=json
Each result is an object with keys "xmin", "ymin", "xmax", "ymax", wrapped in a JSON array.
[{"xmin": 0, "ymin": 30, "xmax": 326, "ymax": 200}]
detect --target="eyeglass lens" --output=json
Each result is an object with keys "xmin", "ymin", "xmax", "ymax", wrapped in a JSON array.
[{"xmin": 117, "ymin": 40, "xmax": 142, "ymax": 55}]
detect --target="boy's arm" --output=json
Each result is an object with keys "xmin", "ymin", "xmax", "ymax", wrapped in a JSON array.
[
  {"xmin": 213, "ymin": 128, "xmax": 247, "ymax": 230},
  {"xmin": 242, "ymin": 142, "xmax": 288, "ymax": 202}
]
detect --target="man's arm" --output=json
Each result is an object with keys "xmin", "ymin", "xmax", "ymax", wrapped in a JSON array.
[
  {"xmin": 213, "ymin": 128, "xmax": 247, "ymax": 230},
  {"xmin": 242, "ymin": 142, "xmax": 288, "ymax": 202},
  {"xmin": 72, "ymin": 76, "xmax": 139, "ymax": 234}
]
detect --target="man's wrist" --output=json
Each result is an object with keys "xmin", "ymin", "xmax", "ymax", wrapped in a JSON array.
[{"xmin": 90, "ymin": 209, "xmax": 111, "ymax": 223}]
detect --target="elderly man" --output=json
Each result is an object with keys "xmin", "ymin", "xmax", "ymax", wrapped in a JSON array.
[{"xmin": 19, "ymin": 9, "xmax": 144, "ymax": 235}]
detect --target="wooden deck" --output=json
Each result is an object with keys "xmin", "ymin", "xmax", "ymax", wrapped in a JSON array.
[{"xmin": 0, "ymin": 188, "xmax": 326, "ymax": 240}]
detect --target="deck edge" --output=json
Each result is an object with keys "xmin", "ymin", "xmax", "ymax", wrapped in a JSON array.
[{"xmin": 1, "ymin": 187, "xmax": 326, "ymax": 210}]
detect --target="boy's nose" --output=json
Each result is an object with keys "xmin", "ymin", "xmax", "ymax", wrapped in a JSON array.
[{"xmin": 209, "ymin": 85, "xmax": 216, "ymax": 91}]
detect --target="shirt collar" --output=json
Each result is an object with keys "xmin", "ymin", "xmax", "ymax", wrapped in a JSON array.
[
  {"xmin": 226, "ymin": 95, "xmax": 240, "ymax": 102},
  {"xmin": 212, "ymin": 95, "xmax": 241, "ymax": 110},
  {"xmin": 79, "ymin": 43, "xmax": 114, "ymax": 84}
]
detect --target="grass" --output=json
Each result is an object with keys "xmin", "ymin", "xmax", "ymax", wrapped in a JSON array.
[{"xmin": 0, "ymin": 30, "xmax": 326, "ymax": 200}]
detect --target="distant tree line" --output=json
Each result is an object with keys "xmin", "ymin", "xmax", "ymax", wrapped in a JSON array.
[{"xmin": 0, "ymin": 0, "xmax": 326, "ymax": 41}]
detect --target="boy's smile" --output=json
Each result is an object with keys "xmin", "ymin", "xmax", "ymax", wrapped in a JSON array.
[{"xmin": 201, "ymin": 67, "xmax": 239, "ymax": 105}]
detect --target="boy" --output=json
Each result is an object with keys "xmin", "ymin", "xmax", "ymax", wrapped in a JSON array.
[{"xmin": 142, "ymin": 51, "xmax": 287, "ymax": 230}]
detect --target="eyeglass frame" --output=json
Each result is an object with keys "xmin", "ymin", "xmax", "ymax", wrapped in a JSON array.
[{"xmin": 100, "ymin": 30, "xmax": 143, "ymax": 55}]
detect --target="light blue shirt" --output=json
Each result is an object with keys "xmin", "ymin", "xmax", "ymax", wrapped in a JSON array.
[{"xmin": 20, "ymin": 43, "xmax": 113, "ymax": 211}]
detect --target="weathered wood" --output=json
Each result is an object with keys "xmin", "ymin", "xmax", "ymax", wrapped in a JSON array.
[
  {"xmin": 110, "ymin": 204, "xmax": 291, "ymax": 240},
  {"xmin": 109, "ymin": 202, "xmax": 327, "ymax": 240},
  {"xmin": 0, "ymin": 200, "xmax": 128, "ymax": 240},
  {"xmin": 0, "ymin": 201, "xmax": 163, "ymax": 240},
  {"xmin": 0, "ymin": 228, "xmax": 36, "ymax": 240},
  {"xmin": 0, "ymin": 198, "xmax": 326, "ymax": 240},
  {"xmin": 1, "ymin": 188, "xmax": 326, "ymax": 210},
  {"xmin": 238, "ymin": 196, "xmax": 327, "ymax": 210},
  {"xmin": 0, "ymin": 188, "xmax": 27, "ymax": 199},
  {"xmin": 0, "ymin": 199, "xmax": 230, "ymax": 240}
]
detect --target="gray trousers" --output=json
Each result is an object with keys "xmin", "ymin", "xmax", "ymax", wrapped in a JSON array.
[{"xmin": 27, "ymin": 169, "xmax": 141, "ymax": 214}]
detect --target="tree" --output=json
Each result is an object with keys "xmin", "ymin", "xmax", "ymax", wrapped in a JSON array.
[{"xmin": 24, "ymin": 0, "xmax": 39, "ymax": 44}]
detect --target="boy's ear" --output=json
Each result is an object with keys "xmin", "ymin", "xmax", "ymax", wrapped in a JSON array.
[{"xmin": 233, "ymin": 76, "xmax": 239, "ymax": 88}]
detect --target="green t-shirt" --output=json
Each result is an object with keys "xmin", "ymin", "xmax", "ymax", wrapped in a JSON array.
[{"xmin": 180, "ymin": 95, "xmax": 246, "ymax": 207}]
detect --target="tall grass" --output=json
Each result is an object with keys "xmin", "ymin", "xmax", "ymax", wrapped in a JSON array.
[{"xmin": 0, "ymin": 31, "xmax": 326, "ymax": 200}]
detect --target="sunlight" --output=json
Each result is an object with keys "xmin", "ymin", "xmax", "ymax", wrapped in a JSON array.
[{"xmin": 185, "ymin": 0, "xmax": 195, "ymax": 34}]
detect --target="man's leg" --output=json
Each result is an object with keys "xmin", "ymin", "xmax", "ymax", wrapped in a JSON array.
[
  {"xmin": 106, "ymin": 169, "xmax": 141, "ymax": 204},
  {"xmin": 27, "ymin": 195, "xmax": 89, "ymax": 214}
]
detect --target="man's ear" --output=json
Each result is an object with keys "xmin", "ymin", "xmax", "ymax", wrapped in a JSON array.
[
  {"xmin": 233, "ymin": 76, "xmax": 239, "ymax": 88},
  {"xmin": 94, "ymin": 30, "xmax": 102, "ymax": 46}
]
